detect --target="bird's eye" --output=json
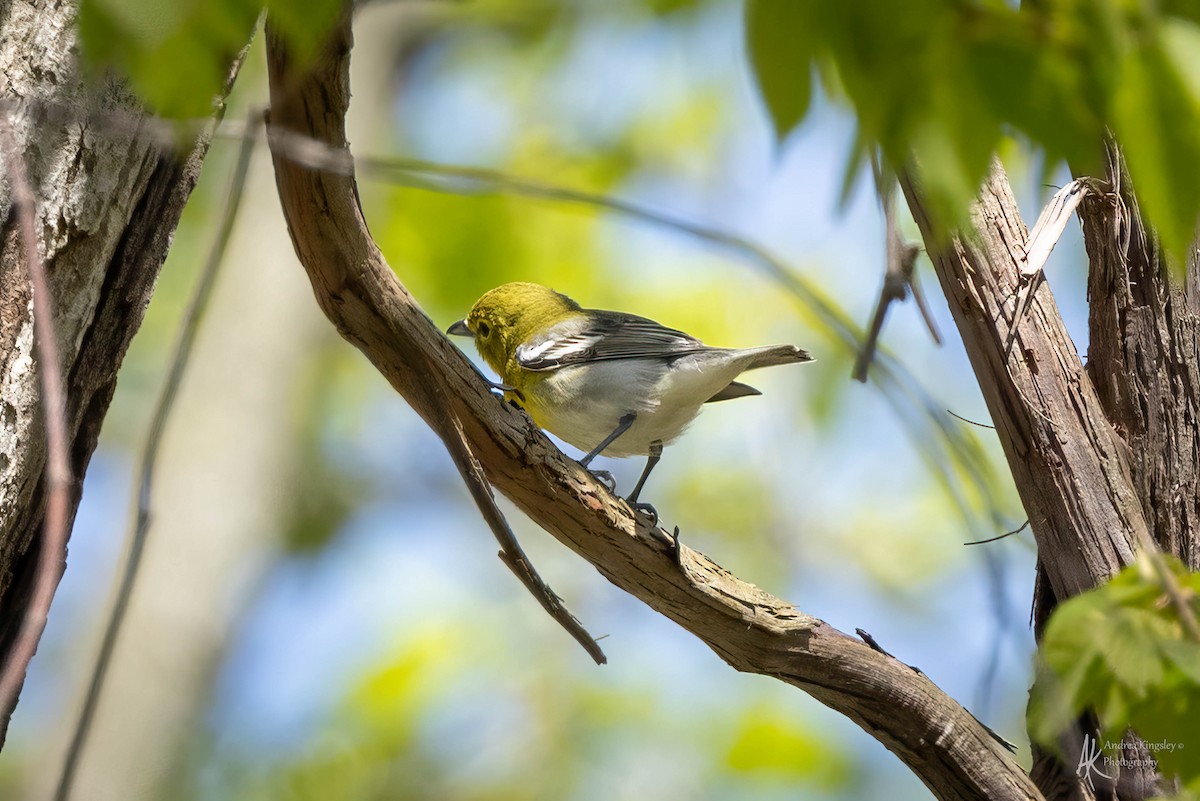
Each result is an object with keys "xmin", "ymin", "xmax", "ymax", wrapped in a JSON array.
[{"xmin": 478, "ymin": 322, "xmax": 491, "ymax": 337}]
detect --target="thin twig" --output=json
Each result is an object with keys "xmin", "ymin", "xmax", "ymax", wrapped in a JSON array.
[
  {"xmin": 0, "ymin": 123, "xmax": 74, "ymax": 724},
  {"xmin": 947, "ymin": 409, "xmax": 995, "ymax": 430},
  {"xmin": 853, "ymin": 244, "xmax": 919, "ymax": 382},
  {"xmin": 53, "ymin": 113, "xmax": 261, "ymax": 801},
  {"xmin": 964, "ymin": 520, "xmax": 1029, "ymax": 547},
  {"xmin": 854, "ymin": 156, "xmax": 906, "ymax": 382},
  {"xmin": 853, "ymin": 153, "xmax": 939, "ymax": 383},
  {"xmin": 434, "ymin": 398, "xmax": 606, "ymax": 664},
  {"xmin": 855, "ymin": 628, "xmax": 923, "ymax": 675}
]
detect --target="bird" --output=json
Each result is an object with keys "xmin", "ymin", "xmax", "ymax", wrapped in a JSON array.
[{"xmin": 447, "ymin": 282, "xmax": 813, "ymax": 518}]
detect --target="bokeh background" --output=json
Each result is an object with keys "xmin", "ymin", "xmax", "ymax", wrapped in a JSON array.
[{"xmin": 3, "ymin": 1, "xmax": 1093, "ymax": 798}]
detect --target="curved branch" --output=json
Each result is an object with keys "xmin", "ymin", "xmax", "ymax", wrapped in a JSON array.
[{"xmin": 264, "ymin": 9, "xmax": 1042, "ymax": 801}]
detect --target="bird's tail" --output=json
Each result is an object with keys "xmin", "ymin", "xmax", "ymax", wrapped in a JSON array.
[{"xmin": 738, "ymin": 344, "xmax": 814, "ymax": 370}]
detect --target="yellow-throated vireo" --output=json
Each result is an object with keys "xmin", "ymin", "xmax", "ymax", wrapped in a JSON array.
[{"xmin": 448, "ymin": 282, "xmax": 813, "ymax": 518}]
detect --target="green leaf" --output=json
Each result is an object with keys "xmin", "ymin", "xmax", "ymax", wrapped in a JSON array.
[
  {"xmin": 745, "ymin": 0, "xmax": 814, "ymax": 142},
  {"xmin": 1098, "ymin": 608, "xmax": 1171, "ymax": 695},
  {"xmin": 1162, "ymin": 640, "xmax": 1200, "ymax": 684},
  {"xmin": 79, "ymin": 0, "xmax": 260, "ymax": 118},
  {"xmin": 1030, "ymin": 562, "xmax": 1200, "ymax": 789},
  {"xmin": 1028, "ymin": 661, "xmax": 1086, "ymax": 747},
  {"xmin": 644, "ymin": 0, "xmax": 699, "ymax": 15},
  {"xmin": 1113, "ymin": 24, "xmax": 1200, "ymax": 271},
  {"xmin": 742, "ymin": 3, "xmax": 1200, "ymax": 263},
  {"xmin": 78, "ymin": 0, "xmax": 343, "ymax": 118},
  {"xmin": 1125, "ymin": 676, "xmax": 1200, "ymax": 787}
]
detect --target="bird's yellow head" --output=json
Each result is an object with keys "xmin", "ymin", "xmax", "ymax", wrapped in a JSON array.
[{"xmin": 447, "ymin": 282, "xmax": 581, "ymax": 378}]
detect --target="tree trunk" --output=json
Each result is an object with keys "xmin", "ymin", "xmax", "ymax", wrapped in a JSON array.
[
  {"xmin": 902, "ymin": 151, "xmax": 1199, "ymax": 800},
  {"xmin": 1028, "ymin": 143, "xmax": 1200, "ymax": 801},
  {"xmin": 0, "ymin": 0, "xmax": 220, "ymax": 743},
  {"xmin": 1079, "ymin": 144, "xmax": 1200, "ymax": 571}
]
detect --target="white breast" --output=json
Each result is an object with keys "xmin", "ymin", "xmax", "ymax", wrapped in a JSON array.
[{"xmin": 529, "ymin": 352, "xmax": 750, "ymax": 457}]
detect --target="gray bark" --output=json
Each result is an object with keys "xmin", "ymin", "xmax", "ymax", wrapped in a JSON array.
[{"xmin": 0, "ymin": 0, "xmax": 217, "ymax": 743}]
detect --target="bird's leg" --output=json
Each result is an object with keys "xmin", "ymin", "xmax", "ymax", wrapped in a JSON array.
[
  {"xmin": 626, "ymin": 439, "xmax": 662, "ymax": 526},
  {"xmin": 627, "ymin": 440, "xmax": 661, "ymax": 503},
  {"xmin": 579, "ymin": 412, "xmax": 636, "ymax": 493},
  {"xmin": 579, "ymin": 412, "xmax": 636, "ymax": 467}
]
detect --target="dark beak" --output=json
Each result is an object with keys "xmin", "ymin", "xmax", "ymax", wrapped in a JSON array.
[{"xmin": 446, "ymin": 319, "xmax": 472, "ymax": 337}]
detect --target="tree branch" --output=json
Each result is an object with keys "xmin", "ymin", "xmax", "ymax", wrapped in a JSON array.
[
  {"xmin": 0, "ymin": 122, "xmax": 73, "ymax": 734},
  {"xmin": 853, "ymin": 156, "xmax": 939, "ymax": 383},
  {"xmin": 433, "ymin": 393, "xmax": 607, "ymax": 664},
  {"xmin": 263, "ymin": 9, "xmax": 1042, "ymax": 800}
]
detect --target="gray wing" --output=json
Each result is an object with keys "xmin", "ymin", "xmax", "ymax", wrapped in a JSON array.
[{"xmin": 515, "ymin": 311, "xmax": 707, "ymax": 371}]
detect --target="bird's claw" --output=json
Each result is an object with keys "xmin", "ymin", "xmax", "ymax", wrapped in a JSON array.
[
  {"xmin": 631, "ymin": 502, "xmax": 659, "ymax": 528},
  {"xmin": 590, "ymin": 469, "xmax": 617, "ymax": 493},
  {"xmin": 487, "ymin": 381, "xmax": 525, "ymax": 406}
]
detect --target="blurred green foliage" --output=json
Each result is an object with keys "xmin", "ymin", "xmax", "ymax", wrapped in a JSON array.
[
  {"xmin": 34, "ymin": 2, "xmax": 1049, "ymax": 800},
  {"xmin": 745, "ymin": 0, "xmax": 1200, "ymax": 266},
  {"xmin": 78, "ymin": 0, "xmax": 341, "ymax": 118},
  {"xmin": 198, "ymin": 623, "xmax": 864, "ymax": 801},
  {"xmin": 281, "ymin": 342, "xmax": 369, "ymax": 554},
  {"xmin": 744, "ymin": 0, "xmax": 810, "ymax": 142},
  {"xmin": 726, "ymin": 704, "xmax": 853, "ymax": 788},
  {"xmin": 1028, "ymin": 557, "xmax": 1200, "ymax": 793}
]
